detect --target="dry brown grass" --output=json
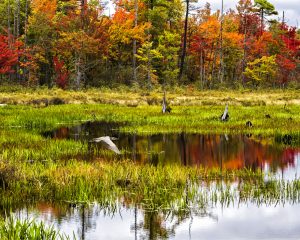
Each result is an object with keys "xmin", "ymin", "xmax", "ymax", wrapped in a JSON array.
[{"xmin": 0, "ymin": 87, "xmax": 298, "ymax": 106}]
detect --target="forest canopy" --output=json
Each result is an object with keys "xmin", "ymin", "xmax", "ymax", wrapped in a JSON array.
[{"xmin": 0, "ymin": 0, "xmax": 299, "ymax": 89}]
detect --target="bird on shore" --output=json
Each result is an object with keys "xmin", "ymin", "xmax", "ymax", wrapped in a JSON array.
[
  {"xmin": 90, "ymin": 136, "xmax": 121, "ymax": 154},
  {"xmin": 220, "ymin": 104, "xmax": 229, "ymax": 121}
]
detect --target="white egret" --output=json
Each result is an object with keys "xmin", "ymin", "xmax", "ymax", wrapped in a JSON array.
[{"xmin": 90, "ymin": 136, "xmax": 121, "ymax": 154}]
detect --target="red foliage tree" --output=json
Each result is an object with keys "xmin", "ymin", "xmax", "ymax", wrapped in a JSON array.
[
  {"xmin": 0, "ymin": 35, "xmax": 23, "ymax": 74},
  {"xmin": 53, "ymin": 56, "xmax": 69, "ymax": 89},
  {"xmin": 276, "ymin": 24, "xmax": 300, "ymax": 85}
]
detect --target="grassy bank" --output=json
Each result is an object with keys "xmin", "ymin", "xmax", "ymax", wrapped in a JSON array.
[
  {"xmin": 0, "ymin": 87, "xmax": 299, "ymax": 106},
  {"xmin": 0, "ymin": 103, "xmax": 299, "ymax": 135}
]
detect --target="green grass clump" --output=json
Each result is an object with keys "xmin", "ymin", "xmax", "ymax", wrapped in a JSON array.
[{"xmin": 0, "ymin": 216, "xmax": 73, "ymax": 240}]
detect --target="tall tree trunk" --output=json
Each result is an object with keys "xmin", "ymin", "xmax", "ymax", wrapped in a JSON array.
[
  {"xmin": 147, "ymin": 47, "xmax": 152, "ymax": 90},
  {"xmin": 16, "ymin": 0, "xmax": 20, "ymax": 38},
  {"xmin": 76, "ymin": 56, "xmax": 82, "ymax": 90},
  {"xmin": 218, "ymin": 0, "xmax": 224, "ymax": 84},
  {"xmin": 179, "ymin": 0, "xmax": 189, "ymax": 80},
  {"xmin": 7, "ymin": 0, "xmax": 11, "ymax": 42},
  {"xmin": 242, "ymin": 14, "xmax": 247, "ymax": 87},
  {"xmin": 81, "ymin": 0, "xmax": 87, "ymax": 19},
  {"xmin": 211, "ymin": 42, "xmax": 218, "ymax": 87},
  {"xmin": 23, "ymin": 0, "xmax": 29, "ymax": 82},
  {"xmin": 260, "ymin": 8, "xmax": 264, "ymax": 36},
  {"xmin": 14, "ymin": 0, "xmax": 20, "ymax": 82},
  {"xmin": 7, "ymin": 0, "xmax": 12, "ymax": 81},
  {"xmin": 132, "ymin": 0, "xmax": 138, "ymax": 84},
  {"xmin": 77, "ymin": 0, "xmax": 87, "ymax": 89},
  {"xmin": 199, "ymin": 51, "xmax": 203, "ymax": 89}
]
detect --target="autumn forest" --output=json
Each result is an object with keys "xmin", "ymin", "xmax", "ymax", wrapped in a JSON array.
[
  {"xmin": 0, "ymin": 0, "xmax": 299, "ymax": 90},
  {"xmin": 1, "ymin": 1, "xmax": 300, "ymax": 238}
]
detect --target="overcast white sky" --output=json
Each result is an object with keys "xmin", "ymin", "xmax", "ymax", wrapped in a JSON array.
[
  {"xmin": 105, "ymin": 0, "xmax": 299, "ymax": 27},
  {"xmin": 197, "ymin": 0, "xmax": 299, "ymax": 27}
]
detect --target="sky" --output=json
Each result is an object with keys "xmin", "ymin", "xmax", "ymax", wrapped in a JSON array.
[
  {"xmin": 196, "ymin": 0, "xmax": 300, "ymax": 27},
  {"xmin": 105, "ymin": 0, "xmax": 300, "ymax": 28}
]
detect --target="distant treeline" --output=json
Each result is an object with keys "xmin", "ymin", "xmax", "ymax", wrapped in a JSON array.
[{"xmin": 0, "ymin": 0, "xmax": 299, "ymax": 89}]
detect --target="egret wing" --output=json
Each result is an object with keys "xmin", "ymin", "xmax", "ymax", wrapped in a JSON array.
[{"xmin": 92, "ymin": 136, "xmax": 121, "ymax": 154}]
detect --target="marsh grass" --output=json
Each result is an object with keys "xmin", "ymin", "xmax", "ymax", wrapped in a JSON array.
[
  {"xmin": 0, "ymin": 87, "xmax": 299, "ymax": 106},
  {"xmin": 0, "ymin": 104, "xmax": 299, "ymax": 135},
  {"xmin": 1, "ymin": 156, "xmax": 300, "ymax": 212},
  {"xmin": 0, "ymin": 215, "xmax": 73, "ymax": 240},
  {"xmin": 0, "ymin": 90, "xmax": 299, "ymax": 215}
]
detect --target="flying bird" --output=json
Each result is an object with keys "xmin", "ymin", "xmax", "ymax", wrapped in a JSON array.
[{"xmin": 90, "ymin": 136, "xmax": 121, "ymax": 154}]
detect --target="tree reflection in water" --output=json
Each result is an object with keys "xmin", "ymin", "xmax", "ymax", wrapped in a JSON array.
[{"xmin": 44, "ymin": 122, "xmax": 300, "ymax": 175}]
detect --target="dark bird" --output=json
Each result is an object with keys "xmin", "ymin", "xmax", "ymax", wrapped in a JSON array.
[
  {"xmin": 265, "ymin": 114, "xmax": 271, "ymax": 119},
  {"xmin": 220, "ymin": 104, "xmax": 229, "ymax": 121},
  {"xmin": 162, "ymin": 91, "xmax": 171, "ymax": 113},
  {"xmin": 90, "ymin": 136, "xmax": 121, "ymax": 154},
  {"xmin": 246, "ymin": 121, "xmax": 253, "ymax": 127}
]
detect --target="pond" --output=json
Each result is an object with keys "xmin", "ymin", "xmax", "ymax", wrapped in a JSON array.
[
  {"xmin": 43, "ymin": 121, "xmax": 300, "ymax": 179},
  {"xmin": 3, "ymin": 121, "xmax": 300, "ymax": 239},
  {"xmin": 11, "ymin": 199, "xmax": 300, "ymax": 239}
]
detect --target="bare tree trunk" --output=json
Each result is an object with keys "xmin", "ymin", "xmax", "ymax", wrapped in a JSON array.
[
  {"xmin": 81, "ymin": 0, "xmax": 87, "ymax": 18},
  {"xmin": 147, "ymin": 47, "xmax": 152, "ymax": 90},
  {"xmin": 242, "ymin": 15, "xmax": 247, "ymax": 87},
  {"xmin": 7, "ymin": 0, "xmax": 12, "ymax": 81},
  {"xmin": 76, "ymin": 56, "xmax": 82, "ymax": 90},
  {"xmin": 13, "ymin": 1, "xmax": 16, "ymax": 37},
  {"xmin": 218, "ymin": 0, "xmax": 224, "ymax": 84},
  {"xmin": 133, "ymin": 0, "xmax": 138, "ymax": 84},
  {"xmin": 260, "ymin": 9, "xmax": 264, "ymax": 36},
  {"xmin": 211, "ymin": 42, "xmax": 218, "ymax": 88},
  {"xmin": 208, "ymin": 42, "xmax": 214, "ymax": 86},
  {"xmin": 203, "ymin": 64, "xmax": 206, "ymax": 88},
  {"xmin": 179, "ymin": 0, "xmax": 189, "ymax": 80},
  {"xmin": 16, "ymin": 0, "xmax": 20, "ymax": 38},
  {"xmin": 7, "ymin": 0, "xmax": 11, "ymax": 42},
  {"xmin": 199, "ymin": 49, "xmax": 204, "ymax": 89},
  {"xmin": 23, "ymin": 0, "xmax": 29, "ymax": 82},
  {"xmin": 14, "ymin": 0, "xmax": 20, "ymax": 82}
]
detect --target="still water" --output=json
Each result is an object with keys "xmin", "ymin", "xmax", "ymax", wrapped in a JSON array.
[
  {"xmin": 44, "ymin": 121, "xmax": 300, "ymax": 178},
  {"xmin": 32, "ymin": 122, "xmax": 300, "ymax": 239},
  {"xmin": 15, "ymin": 199, "xmax": 300, "ymax": 240}
]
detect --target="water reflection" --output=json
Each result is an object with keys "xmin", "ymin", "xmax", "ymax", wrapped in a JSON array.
[
  {"xmin": 43, "ymin": 122, "xmax": 300, "ymax": 176},
  {"xmin": 14, "ymin": 199, "xmax": 300, "ymax": 240}
]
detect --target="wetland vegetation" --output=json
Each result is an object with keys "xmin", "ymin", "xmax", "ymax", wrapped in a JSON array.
[
  {"xmin": 0, "ymin": 89, "xmax": 299, "ymax": 239},
  {"xmin": 1, "ymin": 0, "xmax": 299, "ymax": 237}
]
